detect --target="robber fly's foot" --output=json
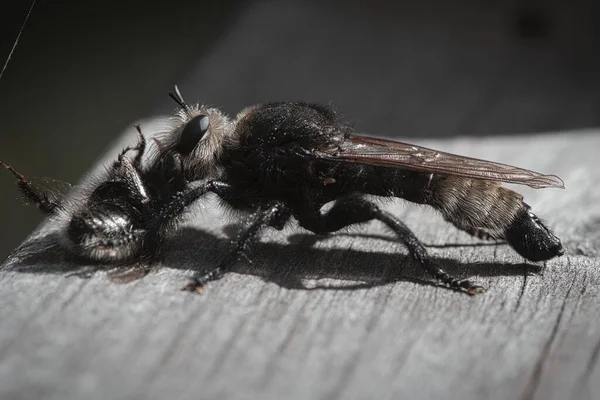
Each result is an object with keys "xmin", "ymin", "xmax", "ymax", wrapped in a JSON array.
[
  {"xmin": 437, "ymin": 273, "xmax": 485, "ymax": 295},
  {"xmin": 182, "ymin": 279, "xmax": 205, "ymax": 294},
  {"xmin": 429, "ymin": 264, "xmax": 486, "ymax": 295},
  {"xmin": 182, "ymin": 268, "xmax": 224, "ymax": 294},
  {"xmin": 452, "ymin": 279, "xmax": 486, "ymax": 296}
]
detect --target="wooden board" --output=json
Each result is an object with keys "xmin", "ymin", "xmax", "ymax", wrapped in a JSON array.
[{"xmin": 3, "ymin": 1, "xmax": 600, "ymax": 399}]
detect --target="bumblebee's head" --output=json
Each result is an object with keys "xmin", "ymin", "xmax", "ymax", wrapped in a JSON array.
[{"xmin": 162, "ymin": 86, "xmax": 233, "ymax": 180}]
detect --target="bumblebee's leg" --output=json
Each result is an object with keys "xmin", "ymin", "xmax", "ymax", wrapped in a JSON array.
[
  {"xmin": 107, "ymin": 263, "xmax": 150, "ymax": 283},
  {"xmin": 114, "ymin": 157, "xmax": 151, "ymax": 206},
  {"xmin": 183, "ymin": 202, "xmax": 290, "ymax": 293},
  {"xmin": 108, "ymin": 128, "xmax": 149, "ymax": 208},
  {"xmin": 297, "ymin": 196, "xmax": 485, "ymax": 295},
  {"xmin": 130, "ymin": 124, "xmax": 147, "ymax": 168},
  {"xmin": 116, "ymin": 124, "xmax": 147, "ymax": 167},
  {"xmin": 0, "ymin": 161, "xmax": 66, "ymax": 214}
]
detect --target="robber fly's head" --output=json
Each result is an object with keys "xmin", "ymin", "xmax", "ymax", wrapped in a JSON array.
[{"xmin": 162, "ymin": 86, "xmax": 233, "ymax": 179}]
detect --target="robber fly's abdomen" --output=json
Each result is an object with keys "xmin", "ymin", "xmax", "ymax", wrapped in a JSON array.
[
  {"xmin": 318, "ymin": 162, "xmax": 433, "ymax": 204},
  {"xmin": 326, "ymin": 162, "xmax": 525, "ymax": 235},
  {"xmin": 319, "ymin": 161, "xmax": 562, "ymax": 261},
  {"xmin": 427, "ymin": 175, "xmax": 525, "ymax": 236}
]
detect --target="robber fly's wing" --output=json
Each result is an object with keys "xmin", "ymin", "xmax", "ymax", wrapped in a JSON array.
[{"xmin": 314, "ymin": 135, "xmax": 564, "ymax": 189}]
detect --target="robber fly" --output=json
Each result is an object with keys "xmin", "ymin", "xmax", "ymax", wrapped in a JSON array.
[{"xmin": 1, "ymin": 86, "xmax": 564, "ymax": 294}]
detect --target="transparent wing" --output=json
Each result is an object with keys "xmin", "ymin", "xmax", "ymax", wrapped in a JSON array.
[
  {"xmin": 26, "ymin": 177, "xmax": 74, "ymax": 204},
  {"xmin": 314, "ymin": 135, "xmax": 564, "ymax": 189}
]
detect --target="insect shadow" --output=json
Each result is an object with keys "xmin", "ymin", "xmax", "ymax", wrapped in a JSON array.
[{"xmin": 3, "ymin": 225, "xmax": 542, "ymax": 292}]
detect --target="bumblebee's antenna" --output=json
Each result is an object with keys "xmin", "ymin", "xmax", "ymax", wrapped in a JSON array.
[{"xmin": 168, "ymin": 85, "xmax": 191, "ymax": 113}]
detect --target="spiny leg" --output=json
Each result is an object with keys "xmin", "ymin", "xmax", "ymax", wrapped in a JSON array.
[
  {"xmin": 376, "ymin": 210, "xmax": 485, "ymax": 295},
  {"xmin": 114, "ymin": 156, "xmax": 151, "ymax": 207},
  {"xmin": 183, "ymin": 202, "xmax": 290, "ymax": 293},
  {"xmin": 131, "ymin": 124, "xmax": 147, "ymax": 168},
  {"xmin": 142, "ymin": 180, "xmax": 234, "ymax": 261},
  {"xmin": 0, "ymin": 161, "xmax": 68, "ymax": 214},
  {"xmin": 149, "ymin": 181, "xmax": 233, "ymax": 234},
  {"xmin": 117, "ymin": 124, "xmax": 147, "ymax": 167},
  {"xmin": 107, "ymin": 263, "xmax": 150, "ymax": 284},
  {"xmin": 297, "ymin": 196, "xmax": 485, "ymax": 295},
  {"xmin": 107, "ymin": 129, "xmax": 152, "ymax": 208}
]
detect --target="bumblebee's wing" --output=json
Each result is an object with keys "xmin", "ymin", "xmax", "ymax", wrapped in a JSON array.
[
  {"xmin": 1, "ymin": 161, "xmax": 74, "ymax": 213},
  {"xmin": 25, "ymin": 177, "xmax": 74, "ymax": 204},
  {"xmin": 314, "ymin": 135, "xmax": 564, "ymax": 189}
]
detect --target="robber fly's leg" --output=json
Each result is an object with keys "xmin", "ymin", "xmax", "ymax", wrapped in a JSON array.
[
  {"xmin": 145, "ymin": 180, "xmax": 233, "ymax": 250},
  {"xmin": 376, "ymin": 211, "xmax": 485, "ymax": 295},
  {"xmin": 183, "ymin": 202, "xmax": 290, "ymax": 293},
  {"xmin": 298, "ymin": 196, "xmax": 485, "ymax": 295},
  {"xmin": 0, "ymin": 161, "xmax": 65, "ymax": 214}
]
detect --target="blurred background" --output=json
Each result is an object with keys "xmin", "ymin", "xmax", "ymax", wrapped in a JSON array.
[{"xmin": 0, "ymin": 0, "xmax": 599, "ymax": 260}]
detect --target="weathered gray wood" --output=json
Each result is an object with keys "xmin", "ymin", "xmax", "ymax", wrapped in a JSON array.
[
  {"xmin": 1, "ymin": 121, "xmax": 598, "ymax": 400},
  {"xmin": 3, "ymin": 1, "xmax": 600, "ymax": 399}
]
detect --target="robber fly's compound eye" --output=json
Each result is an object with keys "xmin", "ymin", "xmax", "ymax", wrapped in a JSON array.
[{"xmin": 176, "ymin": 115, "xmax": 210, "ymax": 154}]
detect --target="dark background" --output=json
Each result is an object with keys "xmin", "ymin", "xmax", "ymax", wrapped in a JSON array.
[{"xmin": 1, "ymin": 0, "xmax": 599, "ymax": 260}]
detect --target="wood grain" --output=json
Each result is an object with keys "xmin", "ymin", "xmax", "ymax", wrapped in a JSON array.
[{"xmin": 3, "ymin": 1, "xmax": 600, "ymax": 399}]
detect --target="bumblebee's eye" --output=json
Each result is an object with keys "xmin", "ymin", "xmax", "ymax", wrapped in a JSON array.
[{"xmin": 176, "ymin": 115, "xmax": 210, "ymax": 154}]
